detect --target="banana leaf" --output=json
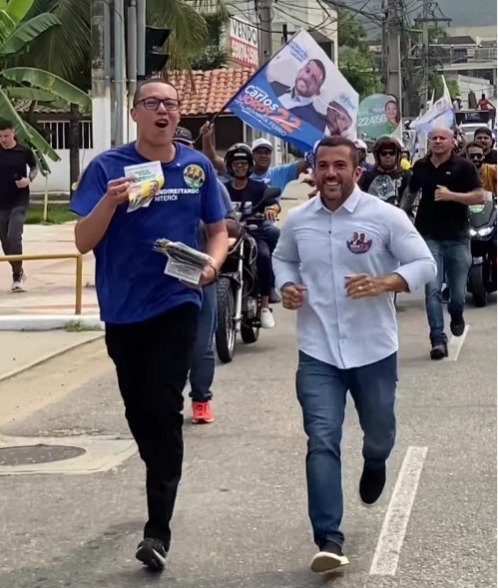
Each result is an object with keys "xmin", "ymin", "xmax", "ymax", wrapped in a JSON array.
[
  {"xmin": 5, "ymin": 0, "xmax": 36, "ymax": 22},
  {"xmin": 2, "ymin": 67, "xmax": 91, "ymax": 112},
  {"xmin": 1, "ymin": 13, "xmax": 60, "ymax": 56},
  {"xmin": 4, "ymin": 86, "xmax": 58, "ymax": 102}
]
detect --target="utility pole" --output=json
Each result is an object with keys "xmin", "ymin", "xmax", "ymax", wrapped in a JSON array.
[
  {"xmin": 127, "ymin": 0, "xmax": 138, "ymax": 141},
  {"xmin": 414, "ymin": 1, "xmax": 451, "ymax": 109},
  {"xmin": 386, "ymin": 0, "xmax": 402, "ymax": 112},
  {"xmin": 137, "ymin": 0, "xmax": 146, "ymax": 80},
  {"xmin": 420, "ymin": 0, "xmax": 430, "ymax": 107},
  {"xmin": 90, "ymin": 0, "xmax": 112, "ymax": 153},
  {"xmin": 113, "ymin": 0, "xmax": 127, "ymax": 145},
  {"xmin": 257, "ymin": 0, "xmax": 273, "ymax": 66}
]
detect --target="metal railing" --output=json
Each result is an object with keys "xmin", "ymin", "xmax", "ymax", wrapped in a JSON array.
[{"xmin": 0, "ymin": 253, "xmax": 83, "ymax": 314}]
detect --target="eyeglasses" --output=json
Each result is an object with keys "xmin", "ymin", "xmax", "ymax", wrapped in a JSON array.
[
  {"xmin": 135, "ymin": 98, "xmax": 181, "ymax": 112},
  {"xmin": 231, "ymin": 160, "xmax": 249, "ymax": 166},
  {"xmin": 468, "ymin": 153, "xmax": 484, "ymax": 159},
  {"xmin": 379, "ymin": 150, "xmax": 395, "ymax": 157}
]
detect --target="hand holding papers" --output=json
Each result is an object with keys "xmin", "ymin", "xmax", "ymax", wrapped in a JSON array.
[{"xmin": 153, "ymin": 239, "xmax": 214, "ymax": 287}]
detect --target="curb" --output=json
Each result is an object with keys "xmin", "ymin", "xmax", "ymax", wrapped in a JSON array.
[
  {"xmin": 0, "ymin": 332, "xmax": 104, "ymax": 383},
  {"xmin": 0, "ymin": 314, "xmax": 103, "ymax": 331}
]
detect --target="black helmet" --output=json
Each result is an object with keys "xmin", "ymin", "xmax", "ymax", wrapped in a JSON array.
[
  {"xmin": 225, "ymin": 143, "xmax": 254, "ymax": 176},
  {"xmin": 373, "ymin": 135, "xmax": 402, "ymax": 166}
]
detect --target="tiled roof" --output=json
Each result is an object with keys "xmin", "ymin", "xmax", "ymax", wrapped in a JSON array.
[{"xmin": 168, "ymin": 67, "xmax": 255, "ymax": 116}]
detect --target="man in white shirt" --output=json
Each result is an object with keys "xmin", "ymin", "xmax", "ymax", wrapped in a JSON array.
[{"xmin": 273, "ymin": 136, "xmax": 436, "ymax": 574}]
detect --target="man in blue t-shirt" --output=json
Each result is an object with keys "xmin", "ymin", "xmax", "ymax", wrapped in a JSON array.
[{"xmin": 71, "ymin": 80, "xmax": 228, "ymax": 572}]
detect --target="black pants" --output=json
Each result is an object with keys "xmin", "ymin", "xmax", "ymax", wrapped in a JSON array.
[
  {"xmin": 0, "ymin": 206, "xmax": 26, "ymax": 279},
  {"xmin": 105, "ymin": 303, "xmax": 199, "ymax": 548}
]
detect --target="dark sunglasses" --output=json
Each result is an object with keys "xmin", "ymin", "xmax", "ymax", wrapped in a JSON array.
[
  {"xmin": 379, "ymin": 150, "xmax": 395, "ymax": 156},
  {"xmin": 468, "ymin": 153, "xmax": 484, "ymax": 159}
]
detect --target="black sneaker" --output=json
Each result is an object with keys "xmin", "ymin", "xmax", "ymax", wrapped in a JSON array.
[
  {"xmin": 450, "ymin": 314, "xmax": 465, "ymax": 337},
  {"xmin": 430, "ymin": 341, "xmax": 448, "ymax": 360},
  {"xmin": 310, "ymin": 540, "xmax": 349, "ymax": 573},
  {"xmin": 135, "ymin": 538, "xmax": 167, "ymax": 571},
  {"xmin": 359, "ymin": 464, "xmax": 386, "ymax": 506}
]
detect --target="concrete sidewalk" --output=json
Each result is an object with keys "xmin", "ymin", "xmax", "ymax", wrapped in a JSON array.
[
  {"xmin": 0, "ymin": 330, "xmax": 103, "ymax": 382},
  {"xmin": 0, "ymin": 222, "xmax": 98, "ymax": 317}
]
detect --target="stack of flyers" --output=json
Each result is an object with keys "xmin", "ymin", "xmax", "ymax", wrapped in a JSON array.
[
  {"xmin": 125, "ymin": 161, "xmax": 164, "ymax": 212},
  {"xmin": 153, "ymin": 239, "xmax": 214, "ymax": 286}
]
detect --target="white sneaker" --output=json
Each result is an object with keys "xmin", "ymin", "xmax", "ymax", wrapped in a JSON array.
[
  {"xmin": 260, "ymin": 307, "xmax": 275, "ymax": 329},
  {"xmin": 11, "ymin": 271, "xmax": 26, "ymax": 293}
]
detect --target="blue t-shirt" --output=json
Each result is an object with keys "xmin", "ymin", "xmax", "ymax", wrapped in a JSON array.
[
  {"xmin": 71, "ymin": 142, "xmax": 225, "ymax": 324},
  {"xmin": 250, "ymin": 161, "xmax": 299, "ymax": 193}
]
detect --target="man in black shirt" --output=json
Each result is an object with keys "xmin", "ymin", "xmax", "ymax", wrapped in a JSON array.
[
  {"xmin": 404, "ymin": 127, "xmax": 484, "ymax": 359},
  {"xmin": 0, "ymin": 119, "xmax": 37, "ymax": 291},
  {"xmin": 474, "ymin": 127, "xmax": 497, "ymax": 165}
]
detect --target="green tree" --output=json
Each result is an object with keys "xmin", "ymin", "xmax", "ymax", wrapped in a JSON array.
[
  {"xmin": 337, "ymin": 8, "xmax": 381, "ymax": 98},
  {"xmin": 190, "ymin": 12, "xmax": 230, "ymax": 70},
  {"xmin": 428, "ymin": 75, "xmax": 459, "ymax": 100},
  {"xmin": 0, "ymin": 0, "xmax": 91, "ymax": 173}
]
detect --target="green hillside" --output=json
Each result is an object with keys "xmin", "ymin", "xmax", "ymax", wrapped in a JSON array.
[{"xmin": 436, "ymin": 0, "xmax": 496, "ymax": 27}]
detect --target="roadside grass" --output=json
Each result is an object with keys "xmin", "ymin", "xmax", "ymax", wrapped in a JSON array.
[
  {"xmin": 26, "ymin": 203, "xmax": 76, "ymax": 225},
  {"xmin": 64, "ymin": 321, "xmax": 103, "ymax": 332}
]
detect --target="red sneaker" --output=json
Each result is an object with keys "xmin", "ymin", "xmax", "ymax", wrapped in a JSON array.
[{"xmin": 191, "ymin": 401, "xmax": 214, "ymax": 424}]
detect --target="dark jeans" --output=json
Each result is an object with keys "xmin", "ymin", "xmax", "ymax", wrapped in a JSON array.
[
  {"xmin": 250, "ymin": 223, "xmax": 276, "ymax": 297},
  {"xmin": 258, "ymin": 221, "xmax": 280, "ymax": 290},
  {"xmin": 189, "ymin": 282, "xmax": 217, "ymax": 402},
  {"xmin": 0, "ymin": 206, "xmax": 26, "ymax": 278},
  {"xmin": 296, "ymin": 351, "xmax": 397, "ymax": 547},
  {"xmin": 424, "ymin": 238, "xmax": 471, "ymax": 344},
  {"xmin": 105, "ymin": 303, "xmax": 199, "ymax": 548}
]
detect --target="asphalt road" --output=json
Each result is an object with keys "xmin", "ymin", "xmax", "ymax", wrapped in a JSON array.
[{"xmin": 0, "ymin": 287, "xmax": 495, "ymax": 588}]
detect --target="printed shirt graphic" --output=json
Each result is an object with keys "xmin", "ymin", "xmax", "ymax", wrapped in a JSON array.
[
  {"xmin": 70, "ymin": 142, "xmax": 224, "ymax": 324},
  {"xmin": 366, "ymin": 174, "xmax": 399, "ymax": 203}
]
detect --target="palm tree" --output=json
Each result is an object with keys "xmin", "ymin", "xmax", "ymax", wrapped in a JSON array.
[
  {"xmin": 15, "ymin": 0, "xmax": 230, "ymax": 90},
  {"xmin": 0, "ymin": 0, "xmax": 91, "ymax": 173}
]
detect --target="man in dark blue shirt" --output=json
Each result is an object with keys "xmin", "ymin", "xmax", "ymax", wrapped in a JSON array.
[{"xmin": 71, "ymin": 80, "xmax": 228, "ymax": 572}]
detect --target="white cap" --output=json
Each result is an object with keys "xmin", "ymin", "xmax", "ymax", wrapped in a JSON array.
[
  {"xmin": 251, "ymin": 138, "xmax": 273, "ymax": 152},
  {"xmin": 354, "ymin": 138, "xmax": 367, "ymax": 150}
]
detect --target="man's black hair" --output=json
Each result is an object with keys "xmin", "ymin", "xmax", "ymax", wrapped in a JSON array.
[
  {"xmin": 308, "ymin": 59, "xmax": 326, "ymax": 84},
  {"xmin": 466, "ymin": 141, "xmax": 484, "ymax": 151},
  {"xmin": 0, "ymin": 118, "xmax": 15, "ymax": 131},
  {"xmin": 314, "ymin": 136, "xmax": 359, "ymax": 168},
  {"xmin": 132, "ymin": 78, "xmax": 180, "ymax": 106},
  {"xmin": 474, "ymin": 126, "xmax": 493, "ymax": 139}
]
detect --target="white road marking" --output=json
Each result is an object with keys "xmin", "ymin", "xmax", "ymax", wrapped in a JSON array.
[
  {"xmin": 446, "ymin": 324, "xmax": 470, "ymax": 362},
  {"xmin": 369, "ymin": 446, "xmax": 428, "ymax": 576}
]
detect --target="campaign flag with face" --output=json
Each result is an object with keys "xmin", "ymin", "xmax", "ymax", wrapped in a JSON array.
[
  {"xmin": 226, "ymin": 29, "xmax": 359, "ymax": 154},
  {"xmin": 357, "ymin": 94, "xmax": 402, "ymax": 141}
]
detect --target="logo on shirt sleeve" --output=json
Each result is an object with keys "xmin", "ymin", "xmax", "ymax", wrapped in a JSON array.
[
  {"xmin": 347, "ymin": 232, "xmax": 372, "ymax": 254},
  {"xmin": 183, "ymin": 164, "xmax": 205, "ymax": 189}
]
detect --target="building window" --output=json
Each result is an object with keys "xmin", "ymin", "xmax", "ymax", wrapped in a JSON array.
[{"xmin": 37, "ymin": 120, "xmax": 94, "ymax": 150}]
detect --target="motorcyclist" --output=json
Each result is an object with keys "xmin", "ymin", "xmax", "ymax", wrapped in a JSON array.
[
  {"xmin": 224, "ymin": 143, "xmax": 281, "ymax": 328},
  {"xmin": 354, "ymin": 138, "xmax": 373, "ymax": 172},
  {"xmin": 358, "ymin": 136, "xmax": 411, "ymax": 205}
]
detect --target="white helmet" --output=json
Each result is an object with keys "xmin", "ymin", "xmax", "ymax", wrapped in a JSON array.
[{"xmin": 354, "ymin": 138, "xmax": 368, "ymax": 151}]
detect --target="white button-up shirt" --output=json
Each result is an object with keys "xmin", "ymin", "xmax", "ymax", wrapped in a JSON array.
[{"xmin": 273, "ymin": 187, "xmax": 437, "ymax": 369}]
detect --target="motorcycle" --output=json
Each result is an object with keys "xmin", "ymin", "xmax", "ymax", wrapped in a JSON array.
[
  {"xmin": 215, "ymin": 188, "xmax": 280, "ymax": 363},
  {"xmin": 467, "ymin": 198, "xmax": 497, "ymax": 307}
]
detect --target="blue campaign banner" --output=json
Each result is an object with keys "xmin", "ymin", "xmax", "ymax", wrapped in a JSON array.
[{"xmin": 227, "ymin": 30, "xmax": 359, "ymax": 154}]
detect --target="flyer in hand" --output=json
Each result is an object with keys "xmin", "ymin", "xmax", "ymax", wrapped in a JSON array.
[
  {"xmin": 153, "ymin": 239, "xmax": 213, "ymax": 286},
  {"xmin": 124, "ymin": 161, "xmax": 164, "ymax": 212}
]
